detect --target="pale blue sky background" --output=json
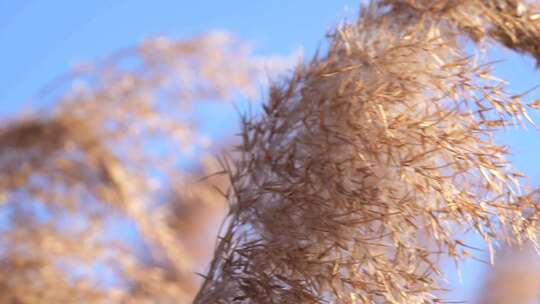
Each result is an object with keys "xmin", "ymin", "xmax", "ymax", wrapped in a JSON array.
[{"xmin": 1, "ymin": 1, "xmax": 539, "ymax": 302}]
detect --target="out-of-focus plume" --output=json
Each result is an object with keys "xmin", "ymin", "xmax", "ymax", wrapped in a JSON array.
[
  {"xmin": 476, "ymin": 244, "xmax": 540, "ymax": 304},
  {"xmin": 0, "ymin": 31, "xmax": 282, "ymax": 303}
]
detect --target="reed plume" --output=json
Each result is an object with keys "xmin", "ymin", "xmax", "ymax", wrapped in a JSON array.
[
  {"xmin": 3, "ymin": 1, "xmax": 540, "ymax": 303},
  {"xmin": 194, "ymin": 1, "xmax": 540, "ymax": 303}
]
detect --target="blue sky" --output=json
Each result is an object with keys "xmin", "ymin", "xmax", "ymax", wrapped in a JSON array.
[
  {"xmin": 0, "ymin": 1, "xmax": 358, "ymax": 109},
  {"xmin": 1, "ymin": 1, "xmax": 540, "ymax": 302}
]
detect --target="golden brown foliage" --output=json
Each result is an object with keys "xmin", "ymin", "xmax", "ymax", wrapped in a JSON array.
[{"xmin": 194, "ymin": 1, "xmax": 540, "ymax": 303}]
